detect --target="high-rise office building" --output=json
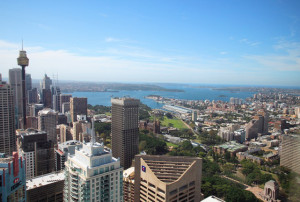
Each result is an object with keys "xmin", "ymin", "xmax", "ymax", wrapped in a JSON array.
[
  {"xmin": 64, "ymin": 120, "xmax": 123, "ymax": 202},
  {"xmin": 134, "ymin": 155, "xmax": 202, "ymax": 202},
  {"xmin": 58, "ymin": 124, "xmax": 72, "ymax": 143},
  {"xmin": 0, "ymin": 152, "xmax": 26, "ymax": 202},
  {"xmin": 70, "ymin": 97, "xmax": 87, "ymax": 122},
  {"xmin": 60, "ymin": 94, "xmax": 72, "ymax": 112},
  {"xmin": 28, "ymin": 87, "xmax": 38, "ymax": 104},
  {"xmin": 38, "ymin": 108, "xmax": 57, "ymax": 144},
  {"xmin": 280, "ymin": 135, "xmax": 300, "ymax": 175},
  {"xmin": 52, "ymin": 86, "xmax": 61, "ymax": 112},
  {"xmin": 25, "ymin": 73, "xmax": 32, "ymax": 92},
  {"xmin": 17, "ymin": 129, "xmax": 55, "ymax": 179},
  {"xmin": 111, "ymin": 97, "xmax": 139, "ymax": 169},
  {"xmin": 42, "ymin": 74, "xmax": 52, "ymax": 90},
  {"xmin": 0, "ymin": 78, "xmax": 16, "ymax": 155},
  {"xmin": 9, "ymin": 68, "xmax": 23, "ymax": 124},
  {"xmin": 42, "ymin": 89, "xmax": 52, "ymax": 108}
]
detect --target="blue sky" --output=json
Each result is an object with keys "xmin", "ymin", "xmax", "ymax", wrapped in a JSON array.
[{"xmin": 0, "ymin": 0, "xmax": 299, "ymax": 86}]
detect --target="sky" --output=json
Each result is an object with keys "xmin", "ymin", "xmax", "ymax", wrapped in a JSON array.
[{"xmin": 0, "ymin": 0, "xmax": 300, "ymax": 86}]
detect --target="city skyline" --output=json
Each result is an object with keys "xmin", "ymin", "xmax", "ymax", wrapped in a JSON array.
[{"xmin": 0, "ymin": 0, "xmax": 300, "ymax": 86}]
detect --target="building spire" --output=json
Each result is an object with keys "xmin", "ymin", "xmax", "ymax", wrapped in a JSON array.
[
  {"xmin": 22, "ymin": 39, "xmax": 23, "ymax": 51},
  {"xmin": 91, "ymin": 118, "xmax": 96, "ymax": 145}
]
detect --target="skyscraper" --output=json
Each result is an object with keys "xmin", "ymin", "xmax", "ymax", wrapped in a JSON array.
[
  {"xmin": 9, "ymin": 68, "xmax": 23, "ymax": 125},
  {"xmin": 70, "ymin": 97, "xmax": 87, "ymax": 122},
  {"xmin": 0, "ymin": 152, "xmax": 26, "ymax": 202},
  {"xmin": 280, "ymin": 135, "xmax": 300, "ymax": 175},
  {"xmin": 52, "ymin": 86, "xmax": 61, "ymax": 112},
  {"xmin": 42, "ymin": 74, "xmax": 52, "ymax": 90},
  {"xmin": 38, "ymin": 108, "xmax": 57, "ymax": 144},
  {"xmin": 60, "ymin": 94, "xmax": 72, "ymax": 112},
  {"xmin": 111, "ymin": 97, "xmax": 139, "ymax": 169},
  {"xmin": 17, "ymin": 129, "xmax": 55, "ymax": 179},
  {"xmin": 25, "ymin": 73, "xmax": 32, "ymax": 92},
  {"xmin": 0, "ymin": 77, "xmax": 16, "ymax": 155},
  {"xmin": 64, "ymin": 120, "xmax": 123, "ymax": 201}
]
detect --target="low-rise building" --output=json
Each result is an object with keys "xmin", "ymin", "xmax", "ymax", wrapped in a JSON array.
[{"xmin": 213, "ymin": 141, "xmax": 248, "ymax": 157}]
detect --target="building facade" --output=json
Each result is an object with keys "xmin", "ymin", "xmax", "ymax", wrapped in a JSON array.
[
  {"xmin": 9, "ymin": 68, "xmax": 23, "ymax": 126},
  {"xmin": 64, "ymin": 121, "xmax": 123, "ymax": 202},
  {"xmin": 134, "ymin": 155, "xmax": 202, "ymax": 202},
  {"xmin": 0, "ymin": 78, "xmax": 16, "ymax": 155},
  {"xmin": 280, "ymin": 135, "xmax": 300, "ymax": 175},
  {"xmin": 17, "ymin": 129, "xmax": 55, "ymax": 179},
  {"xmin": 38, "ymin": 108, "xmax": 57, "ymax": 144},
  {"xmin": 70, "ymin": 97, "xmax": 87, "ymax": 122},
  {"xmin": 26, "ymin": 172, "xmax": 64, "ymax": 202},
  {"xmin": 111, "ymin": 97, "xmax": 140, "ymax": 169},
  {"xmin": 0, "ymin": 152, "xmax": 26, "ymax": 202}
]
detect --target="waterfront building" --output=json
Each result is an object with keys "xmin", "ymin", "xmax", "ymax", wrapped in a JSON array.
[
  {"xmin": 111, "ymin": 97, "xmax": 139, "ymax": 169},
  {"xmin": 134, "ymin": 155, "xmax": 202, "ymax": 202},
  {"xmin": 280, "ymin": 135, "xmax": 300, "ymax": 175},
  {"xmin": 0, "ymin": 152, "xmax": 26, "ymax": 202},
  {"xmin": 26, "ymin": 172, "xmax": 64, "ymax": 202},
  {"xmin": 17, "ymin": 129, "xmax": 55, "ymax": 179},
  {"xmin": 70, "ymin": 97, "xmax": 87, "ymax": 122},
  {"xmin": 55, "ymin": 140, "xmax": 82, "ymax": 171},
  {"xmin": 64, "ymin": 120, "xmax": 123, "ymax": 201},
  {"xmin": 0, "ymin": 77, "xmax": 16, "ymax": 155},
  {"xmin": 38, "ymin": 108, "xmax": 57, "ymax": 144}
]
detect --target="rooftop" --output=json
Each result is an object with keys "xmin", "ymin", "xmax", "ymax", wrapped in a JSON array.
[
  {"xmin": 216, "ymin": 141, "xmax": 247, "ymax": 152},
  {"xmin": 26, "ymin": 172, "xmax": 64, "ymax": 190}
]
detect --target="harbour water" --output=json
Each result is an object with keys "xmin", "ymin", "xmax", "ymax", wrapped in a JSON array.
[{"xmin": 70, "ymin": 84, "xmax": 256, "ymax": 109}]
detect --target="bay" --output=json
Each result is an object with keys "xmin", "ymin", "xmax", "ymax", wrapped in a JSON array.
[{"xmin": 69, "ymin": 84, "xmax": 255, "ymax": 109}]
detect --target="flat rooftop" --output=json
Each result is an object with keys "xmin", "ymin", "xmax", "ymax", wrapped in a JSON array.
[{"xmin": 26, "ymin": 172, "xmax": 64, "ymax": 190}]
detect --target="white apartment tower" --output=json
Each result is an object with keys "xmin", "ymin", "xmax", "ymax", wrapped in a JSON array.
[{"xmin": 64, "ymin": 119, "xmax": 123, "ymax": 202}]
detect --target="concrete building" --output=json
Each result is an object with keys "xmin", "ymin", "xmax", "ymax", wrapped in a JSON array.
[
  {"xmin": 218, "ymin": 124, "xmax": 240, "ymax": 142},
  {"xmin": 192, "ymin": 110, "xmax": 198, "ymax": 122},
  {"xmin": 25, "ymin": 73, "xmax": 32, "ymax": 92},
  {"xmin": 70, "ymin": 97, "xmax": 87, "ymax": 122},
  {"xmin": 111, "ymin": 97, "xmax": 140, "ymax": 169},
  {"xmin": 9, "ymin": 68, "xmax": 23, "ymax": 125},
  {"xmin": 17, "ymin": 129, "xmax": 55, "ymax": 179},
  {"xmin": 62, "ymin": 102, "xmax": 70, "ymax": 114},
  {"xmin": 213, "ymin": 141, "xmax": 248, "ymax": 157},
  {"xmin": 134, "ymin": 155, "xmax": 202, "ymax": 202},
  {"xmin": 42, "ymin": 74, "xmax": 52, "ymax": 90},
  {"xmin": 26, "ymin": 172, "xmax": 64, "ymax": 202},
  {"xmin": 245, "ymin": 110, "xmax": 269, "ymax": 140},
  {"xmin": 52, "ymin": 87, "xmax": 61, "ymax": 112},
  {"xmin": 64, "ymin": 120, "xmax": 123, "ymax": 201},
  {"xmin": 0, "ymin": 152, "xmax": 26, "ymax": 202},
  {"xmin": 123, "ymin": 167, "xmax": 135, "ymax": 202},
  {"xmin": 60, "ymin": 94, "xmax": 72, "ymax": 113},
  {"xmin": 59, "ymin": 124, "xmax": 73, "ymax": 143},
  {"xmin": 55, "ymin": 140, "xmax": 82, "ymax": 171},
  {"xmin": 28, "ymin": 88, "xmax": 38, "ymax": 104},
  {"xmin": 38, "ymin": 108, "xmax": 57, "ymax": 144},
  {"xmin": 280, "ymin": 135, "xmax": 300, "ymax": 175},
  {"xmin": 42, "ymin": 89, "xmax": 52, "ymax": 108},
  {"xmin": 0, "ymin": 78, "xmax": 16, "ymax": 155}
]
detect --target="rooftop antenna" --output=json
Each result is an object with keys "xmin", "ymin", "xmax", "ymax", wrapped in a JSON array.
[
  {"xmin": 21, "ymin": 39, "xmax": 23, "ymax": 50},
  {"xmin": 91, "ymin": 118, "xmax": 96, "ymax": 145}
]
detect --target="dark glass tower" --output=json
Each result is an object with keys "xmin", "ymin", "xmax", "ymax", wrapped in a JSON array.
[{"xmin": 111, "ymin": 97, "xmax": 139, "ymax": 169}]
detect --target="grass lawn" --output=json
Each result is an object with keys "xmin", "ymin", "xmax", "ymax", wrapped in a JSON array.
[
  {"xmin": 166, "ymin": 142, "xmax": 179, "ymax": 148},
  {"xmin": 161, "ymin": 116, "xmax": 188, "ymax": 129},
  {"xmin": 105, "ymin": 112, "xmax": 112, "ymax": 116}
]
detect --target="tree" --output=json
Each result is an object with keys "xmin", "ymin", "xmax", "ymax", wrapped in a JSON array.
[{"xmin": 166, "ymin": 112, "xmax": 173, "ymax": 119}]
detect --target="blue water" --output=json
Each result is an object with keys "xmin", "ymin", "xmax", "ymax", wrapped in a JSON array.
[{"xmin": 70, "ymin": 84, "xmax": 255, "ymax": 109}]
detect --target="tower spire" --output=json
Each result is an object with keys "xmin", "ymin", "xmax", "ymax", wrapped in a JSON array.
[{"xmin": 91, "ymin": 118, "xmax": 96, "ymax": 145}]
